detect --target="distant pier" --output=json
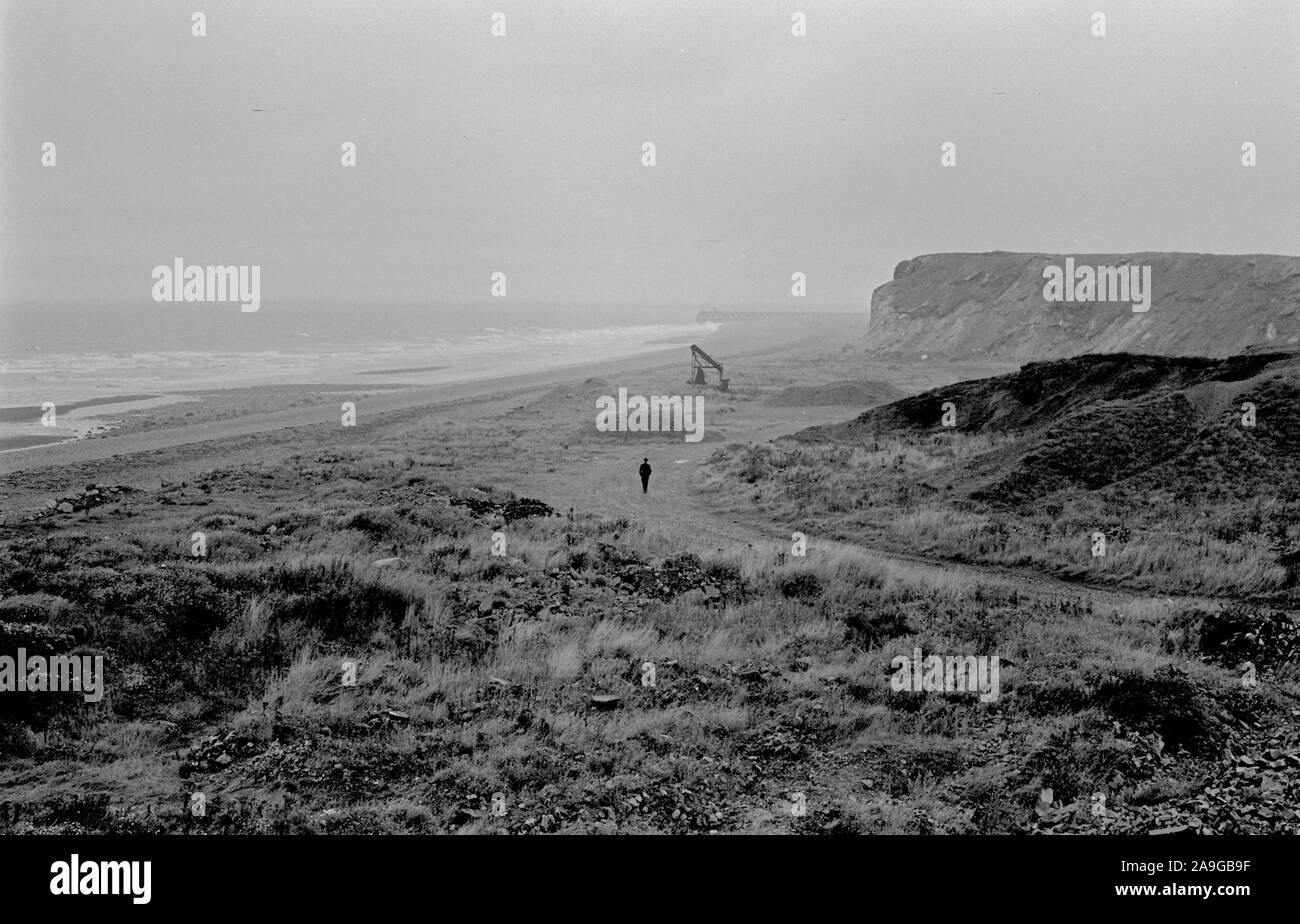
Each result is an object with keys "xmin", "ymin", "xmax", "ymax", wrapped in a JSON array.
[{"xmin": 696, "ymin": 310, "xmax": 868, "ymax": 323}]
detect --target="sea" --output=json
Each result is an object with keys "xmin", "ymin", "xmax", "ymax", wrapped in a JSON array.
[{"xmin": 0, "ymin": 301, "xmax": 714, "ymax": 408}]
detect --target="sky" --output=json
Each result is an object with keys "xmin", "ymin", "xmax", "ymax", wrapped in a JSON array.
[{"xmin": 1, "ymin": 0, "xmax": 1297, "ymax": 312}]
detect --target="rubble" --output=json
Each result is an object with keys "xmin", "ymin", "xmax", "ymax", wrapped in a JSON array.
[
  {"xmin": 1029, "ymin": 728, "xmax": 1300, "ymax": 835},
  {"xmin": 23, "ymin": 484, "xmax": 132, "ymax": 522},
  {"xmin": 449, "ymin": 495, "xmax": 555, "ymax": 523}
]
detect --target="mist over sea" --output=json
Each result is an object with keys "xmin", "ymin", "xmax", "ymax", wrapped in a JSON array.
[{"xmin": 0, "ymin": 301, "xmax": 712, "ymax": 406}]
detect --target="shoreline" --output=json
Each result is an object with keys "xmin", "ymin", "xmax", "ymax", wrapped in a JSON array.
[
  {"xmin": 0, "ymin": 316, "xmax": 826, "ymax": 477},
  {"xmin": 0, "ymin": 318, "xmax": 727, "ymax": 409},
  {"xmin": 0, "ymin": 393, "xmax": 203, "ymax": 452}
]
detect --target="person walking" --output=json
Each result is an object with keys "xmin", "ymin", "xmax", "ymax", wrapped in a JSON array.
[{"xmin": 638, "ymin": 458, "xmax": 652, "ymax": 494}]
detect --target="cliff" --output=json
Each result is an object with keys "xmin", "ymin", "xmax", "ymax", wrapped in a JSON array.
[{"xmin": 864, "ymin": 252, "xmax": 1300, "ymax": 360}]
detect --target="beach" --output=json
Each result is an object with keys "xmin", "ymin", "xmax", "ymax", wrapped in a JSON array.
[{"xmin": 0, "ymin": 314, "xmax": 893, "ymax": 511}]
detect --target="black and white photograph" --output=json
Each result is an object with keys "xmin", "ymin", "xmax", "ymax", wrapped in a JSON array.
[{"xmin": 0, "ymin": 0, "xmax": 1296, "ymax": 907}]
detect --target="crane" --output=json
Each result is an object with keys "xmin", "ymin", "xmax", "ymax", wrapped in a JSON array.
[{"xmin": 689, "ymin": 344, "xmax": 729, "ymax": 391}]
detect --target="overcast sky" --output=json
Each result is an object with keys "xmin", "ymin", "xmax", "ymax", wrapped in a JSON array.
[{"xmin": 1, "ymin": 0, "xmax": 1297, "ymax": 311}]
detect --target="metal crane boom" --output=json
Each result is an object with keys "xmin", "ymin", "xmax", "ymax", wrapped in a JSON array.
[{"xmin": 689, "ymin": 344, "xmax": 730, "ymax": 391}]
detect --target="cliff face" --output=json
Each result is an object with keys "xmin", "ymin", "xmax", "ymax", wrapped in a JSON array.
[{"xmin": 864, "ymin": 252, "xmax": 1300, "ymax": 360}]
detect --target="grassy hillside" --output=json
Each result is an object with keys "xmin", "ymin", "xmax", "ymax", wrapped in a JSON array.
[
  {"xmin": 1, "ymin": 349, "xmax": 1298, "ymax": 835},
  {"xmin": 2, "ymin": 447, "xmax": 1297, "ymax": 835},
  {"xmin": 711, "ymin": 352, "xmax": 1300, "ymax": 599}
]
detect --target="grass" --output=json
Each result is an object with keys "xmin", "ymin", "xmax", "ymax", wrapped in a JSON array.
[
  {"xmin": 1, "ymin": 354, "xmax": 1297, "ymax": 834},
  {"xmin": 699, "ymin": 435, "xmax": 1295, "ymax": 598}
]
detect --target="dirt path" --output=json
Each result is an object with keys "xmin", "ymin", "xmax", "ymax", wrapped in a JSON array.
[{"xmin": 506, "ymin": 413, "xmax": 1191, "ymax": 609}]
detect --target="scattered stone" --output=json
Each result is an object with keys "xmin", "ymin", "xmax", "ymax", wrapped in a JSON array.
[
  {"xmin": 450, "ymin": 495, "xmax": 554, "ymax": 523},
  {"xmin": 26, "ymin": 484, "xmax": 133, "ymax": 521}
]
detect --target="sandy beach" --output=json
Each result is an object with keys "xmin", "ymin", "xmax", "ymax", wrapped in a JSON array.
[{"xmin": 0, "ymin": 315, "xmax": 886, "ymax": 508}]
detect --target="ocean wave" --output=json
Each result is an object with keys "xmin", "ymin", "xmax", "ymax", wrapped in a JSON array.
[{"xmin": 0, "ymin": 321, "xmax": 711, "ymax": 406}]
